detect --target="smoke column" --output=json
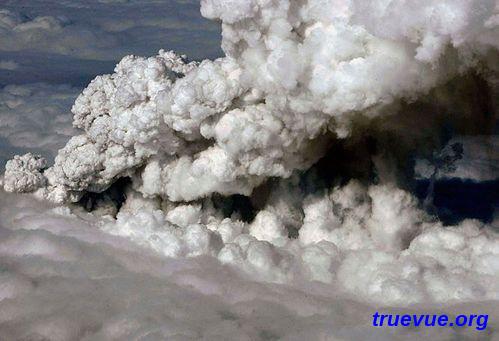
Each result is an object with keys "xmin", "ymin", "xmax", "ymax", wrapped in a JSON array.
[{"xmin": 2, "ymin": 0, "xmax": 498, "ymax": 308}]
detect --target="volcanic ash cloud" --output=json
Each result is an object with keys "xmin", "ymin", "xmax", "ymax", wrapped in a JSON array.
[{"xmin": 2, "ymin": 0, "xmax": 498, "ymax": 305}]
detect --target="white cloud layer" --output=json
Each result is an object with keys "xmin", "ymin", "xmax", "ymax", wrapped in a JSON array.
[
  {"xmin": 0, "ymin": 191, "xmax": 497, "ymax": 340},
  {"xmin": 0, "ymin": 2, "xmax": 221, "ymax": 62},
  {"xmin": 0, "ymin": 60, "xmax": 17, "ymax": 70},
  {"xmin": 0, "ymin": 0, "xmax": 222, "ymax": 86}
]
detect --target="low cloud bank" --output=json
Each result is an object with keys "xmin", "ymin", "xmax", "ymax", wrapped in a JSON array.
[
  {"xmin": 0, "ymin": 0, "xmax": 222, "ymax": 85},
  {"xmin": 0, "ymin": 191, "xmax": 497, "ymax": 340}
]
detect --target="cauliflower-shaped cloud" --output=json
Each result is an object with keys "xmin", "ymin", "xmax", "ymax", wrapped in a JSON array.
[
  {"xmin": 6, "ymin": 0, "xmax": 497, "ymax": 204},
  {"xmin": 2, "ymin": 0, "xmax": 498, "ymax": 308},
  {"xmin": 3, "ymin": 153, "xmax": 47, "ymax": 192}
]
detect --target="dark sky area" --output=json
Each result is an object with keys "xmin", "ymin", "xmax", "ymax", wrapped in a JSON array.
[{"xmin": 0, "ymin": 0, "xmax": 222, "ymax": 86}]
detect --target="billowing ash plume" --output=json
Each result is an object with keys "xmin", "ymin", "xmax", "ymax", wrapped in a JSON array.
[{"xmin": 2, "ymin": 0, "xmax": 498, "ymax": 305}]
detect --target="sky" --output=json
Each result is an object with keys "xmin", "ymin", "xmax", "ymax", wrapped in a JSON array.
[{"xmin": 0, "ymin": 0, "xmax": 222, "ymax": 86}]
